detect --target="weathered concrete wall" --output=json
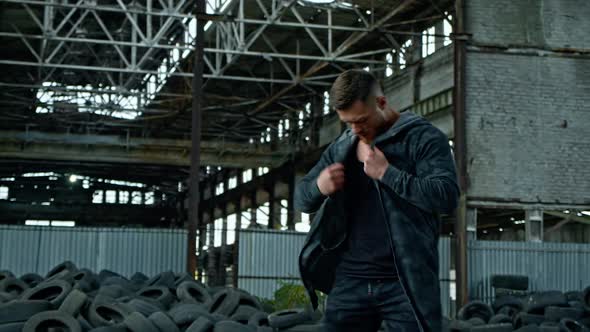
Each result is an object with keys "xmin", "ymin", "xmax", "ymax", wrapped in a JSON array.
[{"xmin": 464, "ymin": 0, "xmax": 590, "ymax": 208}]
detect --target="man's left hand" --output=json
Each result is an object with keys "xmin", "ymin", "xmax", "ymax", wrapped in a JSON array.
[{"xmin": 363, "ymin": 146, "xmax": 389, "ymax": 180}]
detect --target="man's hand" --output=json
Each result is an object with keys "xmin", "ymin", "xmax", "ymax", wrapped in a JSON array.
[
  {"xmin": 363, "ymin": 146, "xmax": 389, "ymax": 180},
  {"xmin": 316, "ymin": 163, "xmax": 345, "ymax": 196}
]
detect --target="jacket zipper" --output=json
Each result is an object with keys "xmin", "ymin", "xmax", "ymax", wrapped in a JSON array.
[{"xmin": 373, "ymin": 179, "xmax": 425, "ymax": 332}]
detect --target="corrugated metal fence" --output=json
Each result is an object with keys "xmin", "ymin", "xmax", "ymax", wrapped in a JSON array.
[
  {"xmin": 468, "ymin": 240, "xmax": 590, "ymax": 303},
  {"xmin": 237, "ymin": 229, "xmax": 454, "ymax": 316},
  {"xmin": 237, "ymin": 229, "xmax": 305, "ymax": 300},
  {"xmin": 0, "ymin": 225, "xmax": 187, "ymax": 277}
]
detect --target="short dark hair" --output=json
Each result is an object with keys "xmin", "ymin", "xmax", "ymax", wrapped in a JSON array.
[{"xmin": 329, "ymin": 69, "xmax": 381, "ymax": 111}]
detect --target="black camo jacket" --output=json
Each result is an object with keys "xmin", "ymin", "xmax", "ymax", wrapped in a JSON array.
[{"xmin": 294, "ymin": 111, "xmax": 460, "ymax": 332}]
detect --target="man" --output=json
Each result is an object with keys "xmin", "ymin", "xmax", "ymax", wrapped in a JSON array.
[{"xmin": 294, "ymin": 69, "xmax": 459, "ymax": 332}]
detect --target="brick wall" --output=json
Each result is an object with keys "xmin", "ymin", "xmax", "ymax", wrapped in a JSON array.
[{"xmin": 465, "ymin": 0, "xmax": 590, "ymax": 206}]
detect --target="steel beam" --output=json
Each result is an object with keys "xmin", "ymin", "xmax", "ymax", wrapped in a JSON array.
[{"xmin": 0, "ymin": 131, "xmax": 289, "ymax": 168}]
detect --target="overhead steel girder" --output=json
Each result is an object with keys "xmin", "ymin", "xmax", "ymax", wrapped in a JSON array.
[{"xmin": 0, "ymin": 131, "xmax": 290, "ymax": 168}]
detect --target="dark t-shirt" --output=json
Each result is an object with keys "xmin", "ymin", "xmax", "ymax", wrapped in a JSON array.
[{"xmin": 335, "ymin": 154, "xmax": 398, "ymax": 279}]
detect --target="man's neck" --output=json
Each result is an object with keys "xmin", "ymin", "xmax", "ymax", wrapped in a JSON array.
[{"xmin": 377, "ymin": 109, "xmax": 400, "ymax": 136}]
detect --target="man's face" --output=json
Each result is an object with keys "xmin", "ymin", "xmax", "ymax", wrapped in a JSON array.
[{"xmin": 336, "ymin": 98, "xmax": 383, "ymax": 143}]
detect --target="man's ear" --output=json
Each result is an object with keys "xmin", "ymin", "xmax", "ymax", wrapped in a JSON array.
[{"xmin": 376, "ymin": 95, "xmax": 387, "ymax": 110}]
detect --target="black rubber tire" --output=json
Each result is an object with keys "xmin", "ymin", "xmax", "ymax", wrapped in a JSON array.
[
  {"xmin": 146, "ymin": 271, "xmax": 176, "ymax": 289},
  {"xmin": 19, "ymin": 273, "xmax": 43, "ymax": 288},
  {"xmin": 102, "ymin": 276, "xmax": 137, "ymax": 291},
  {"xmin": 493, "ymin": 295, "xmax": 524, "ymax": 313},
  {"xmin": 59, "ymin": 289, "xmax": 88, "ymax": 316},
  {"xmin": 22, "ymin": 310, "xmax": 81, "ymax": 332},
  {"xmin": 232, "ymin": 305, "xmax": 259, "ymax": 318},
  {"xmin": 88, "ymin": 303, "xmax": 131, "ymax": 327},
  {"xmin": 138, "ymin": 286, "xmax": 175, "ymax": 308},
  {"xmin": 72, "ymin": 269, "xmax": 100, "ymax": 293},
  {"xmin": 131, "ymin": 272, "xmax": 149, "ymax": 285},
  {"xmin": 495, "ymin": 288, "xmax": 529, "ymax": 298},
  {"xmin": 497, "ymin": 305, "xmax": 520, "ymax": 318},
  {"xmin": 467, "ymin": 317, "xmax": 486, "ymax": 326},
  {"xmin": 524, "ymin": 291, "xmax": 568, "ymax": 314},
  {"xmin": 148, "ymin": 311, "xmax": 180, "ymax": 332},
  {"xmin": 248, "ymin": 311, "xmax": 270, "ymax": 327},
  {"xmin": 45, "ymin": 261, "xmax": 78, "ymax": 280},
  {"xmin": 544, "ymin": 306, "xmax": 583, "ymax": 322},
  {"xmin": 213, "ymin": 320, "xmax": 255, "ymax": 332},
  {"xmin": 256, "ymin": 327, "xmax": 274, "ymax": 332},
  {"xmin": 97, "ymin": 284, "xmax": 129, "ymax": 299},
  {"xmin": 206, "ymin": 286, "xmax": 226, "ymax": 296},
  {"xmin": 229, "ymin": 312, "xmax": 251, "ymax": 325},
  {"xmin": 514, "ymin": 326, "xmax": 540, "ymax": 332},
  {"xmin": 91, "ymin": 294, "xmax": 116, "ymax": 305},
  {"xmin": 539, "ymin": 322, "xmax": 559, "ymax": 332},
  {"xmin": 457, "ymin": 301, "xmax": 494, "ymax": 322},
  {"xmin": 467, "ymin": 324, "xmax": 513, "ymax": 332},
  {"xmin": 123, "ymin": 312, "xmax": 159, "ymax": 332},
  {"xmin": 491, "ymin": 275, "xmax": 529, "ymax": 291},
  {"xmin": 174, "ymin": 273, "xmax": 195, "ymax": 287},
  {"xmin": 237, "ymin": 293, "xmax": 263, "ymax": 311},
  {"xmin": 513, "ymin": 312, "xmax": 545, "ymax": 328},
  {"xmin": 268, "ymin": 308, "xmax": 312, "ymax": 329},
  {"xmin": 0, "ymin": 292, "xmax": 15, "ymax": 303},
  {"xmin": 88, "ymin": 324, "xmax": 127, "ymax": 332},
  {"xmin": 489, "ymin": 314, "xmax": 512, "ymax": 324},
  {"xmin": 0, "ymin": 272, "xmax": 14, "ymax": 283},
  {"xmin": 565, "ymin": 292, "xmax": 583, "ymax": 302},
  {"xmin": 127, "ymin": 298, "xmax": 165, "ymax": 316},
  {"xmin": 568, "ymin": 301, "xmax": 585, "ymax": 311},
  {"xmin": 168, "ymin": 303, "xmax": 211, "ymax": 329},
  {"xmin": 207, "ymin": 289, "xmax": 241, "ymax": 316},
  {"xmin": 0, "ymin": 300, "xmax": 51, "ymax": 324},
  {"xmin": 0, "ymin": 277, "xmax": 29, "ymax": 297},
  {"xmin": 97, "ymin": 270, "xmax": 121, "ymax": 284},
  {"xmin": 21, "ymin": 279, "xmax": 72, "ymax": 307},
  {"xmin": 177, "ymin": 281, "xmax": 212, "ymax": 304},
  {"xmin": 448, "ymin": 319, "xmax": 472, "ymax": 332},
  {"xmin": 579, "ymin": 317, "xmax": 590, "ymax": 328},
  {"xmin": 583, "ymin": 287, "xmax": 590, "ymax": 313},
  {"xmin": 78, "ymin": 315, "xmax": 93, "ymax": 331},
  {"xmin": 0, "ymin": 322, "xmax": 25, "ymax": 332},
  {"xmin": 186, "ymin": 317, "xmax": 214, "ymax": 332},
  {"xmin": 559, "ymin": 318, "xmax": 590, "ymax": 332}
]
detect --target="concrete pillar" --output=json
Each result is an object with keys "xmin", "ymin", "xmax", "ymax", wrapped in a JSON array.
[
  {"xmin": 434, "ymin": 20, "xmax": 445, "ymax": 51},
  {"xmin": 267, "ymin": 182, "xmax": 276, "ymax": 229},
  {"xmin": 410, "ymin": 34, "xmax": 422, "ymax": 63},
  {"xmin": 525, "ymin": 209, "xmax": 544, "ymax": 242},
  {"xmin": 466, "ymin": 208, "xmax": 477, "ymax": 241},
  {"xmin": 250, "ymin": 191, "xmax": 257, "ymax": 226},
  {"xmin": 310, "ymin": 95, "xmax": 323, "ymax": 148},
  {"xmin": 287, "ymin": 168, "xmax": 296, "ymax": 230}
]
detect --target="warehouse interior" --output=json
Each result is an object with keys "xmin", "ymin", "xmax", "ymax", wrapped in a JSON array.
[{"xmin": 0, "ymin": 0, "xmax": 589, "ymax": 330}]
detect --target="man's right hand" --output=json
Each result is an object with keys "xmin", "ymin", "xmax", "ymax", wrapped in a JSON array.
[{"xmin": 316, "ymin": 163, "xmax": 345, "ymax": 196}]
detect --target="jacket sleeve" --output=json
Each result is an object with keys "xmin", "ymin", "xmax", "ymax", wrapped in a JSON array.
[
  {"xmin": 379, "ymin": 127, "xmax": 460, "ymax": 215},
  {"xmin": 293, "ymin": 143, "xmax": 334, "ymax": 214}
]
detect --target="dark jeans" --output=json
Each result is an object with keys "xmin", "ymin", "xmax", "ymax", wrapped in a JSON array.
[{"xmin": 322, "ymin": 273, "xmax": 420, "ymax": 332}]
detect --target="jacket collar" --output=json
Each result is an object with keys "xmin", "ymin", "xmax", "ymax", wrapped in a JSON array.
[{"xmin": 334, "ymin": 110, "xmax": 426, "ymax": 155}]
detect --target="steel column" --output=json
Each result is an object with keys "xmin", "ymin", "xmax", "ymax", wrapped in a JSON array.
[
  {"xmin": 453, "ymin": 0, "xmax": 469, "ymax": 311},
  {"xmin": 187, "ymin": 0, "xmax": 206, "ymax": 276}
]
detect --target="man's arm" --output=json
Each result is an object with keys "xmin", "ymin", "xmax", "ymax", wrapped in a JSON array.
[
  {"xmin": 379, "ymin": 127, "xmax": 460, "ymax": 214},
  {"xmin": 293, "ymin": 145, "xmax": 334, "ymax": 214}
]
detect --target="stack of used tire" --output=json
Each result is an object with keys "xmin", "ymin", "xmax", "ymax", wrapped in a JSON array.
[
  {"xmin": 0, "ymin": 261, "xmax": 323, "ymax": 332},
  {"xmin": 446, "ymin": 275, "xmax": 590, "ymax": 332}
]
